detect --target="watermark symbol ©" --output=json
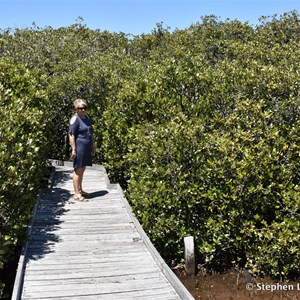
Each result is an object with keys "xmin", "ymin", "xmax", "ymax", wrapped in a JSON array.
[{"xmin": 246, "ymin": 282, "xmax": 300, "ymax": 292}]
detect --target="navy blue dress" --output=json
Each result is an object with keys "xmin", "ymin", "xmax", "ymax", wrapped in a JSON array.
[{"xmin": 69, "ymin": 113, "xmax": 93, "ymax": 169}]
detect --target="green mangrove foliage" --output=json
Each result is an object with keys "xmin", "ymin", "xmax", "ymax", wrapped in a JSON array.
[
  {"xmin": 0, "ymin": 60, "xmax": 50, "ymax": 296},
  {"xmin": 0, "ymin": 12, "xmax": 300, "ymax": 296}
]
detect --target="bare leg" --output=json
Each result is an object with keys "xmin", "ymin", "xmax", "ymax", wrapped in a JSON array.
[
  {"xmin": 73, "ymin": 167, "xmax": 85, "ymax": 196},
  {"xmin": 79, "ymin": 167, "xmax": 86, "ymax": 194}
]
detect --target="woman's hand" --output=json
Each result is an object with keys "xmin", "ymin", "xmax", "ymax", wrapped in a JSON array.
[{"xmin": 71, "ymin": 149, "xmax": 76, "ymax": 160}]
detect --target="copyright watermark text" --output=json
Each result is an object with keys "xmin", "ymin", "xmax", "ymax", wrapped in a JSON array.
[{"xmin": 246, "ymin": 282, "xmax": 300, "ymax": 292}]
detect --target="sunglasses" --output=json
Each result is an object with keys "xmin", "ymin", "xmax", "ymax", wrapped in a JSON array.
[{"xmin": 77, "ymin": 106, "xmax": 87, "ymax": 110}]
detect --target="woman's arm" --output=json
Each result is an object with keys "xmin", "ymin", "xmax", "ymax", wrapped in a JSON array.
[
  {"xmin": 69, "ymin": 134, "xmax": 77, "ymax": 159},
  {"xmin": 69, "ymin": 115, "xmax": 78, "ymax": 160}
]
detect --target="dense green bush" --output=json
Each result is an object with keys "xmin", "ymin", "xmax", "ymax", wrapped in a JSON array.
[
  {"xmin": 0, "ymin": 12, "xmax": 300, "ymax": 296},
  {"xmin": 0, "ymin": 60, "xmax": 50, "ymax": 295},
  {"xmin": 106, "ymin": 13, "xmax": 300, "ymax": 278}
]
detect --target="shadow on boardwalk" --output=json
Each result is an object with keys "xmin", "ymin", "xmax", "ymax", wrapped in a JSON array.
[
  {"xmin": 86, "ymin": 190, "xmax": 109, "ymax": 199},
  {"xmin": 26, "ymin": 169, "xmax": 72, "ymax": 261},
  {"xmin": 26, "ymin": 169, "xmax": 109, "ymax": 261}
]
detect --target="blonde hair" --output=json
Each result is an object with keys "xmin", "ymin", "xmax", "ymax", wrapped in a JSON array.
[{"xmin": 73, "ymin": 98, "xmax": 87, "ymax": 109}]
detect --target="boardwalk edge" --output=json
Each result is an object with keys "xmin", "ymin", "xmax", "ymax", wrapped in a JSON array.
[{"xmin": 116, "ymin": 184, "xmax": 195, "ymax": 300}]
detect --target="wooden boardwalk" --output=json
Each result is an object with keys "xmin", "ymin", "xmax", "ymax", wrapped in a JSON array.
[{"xmin": 12, "ymin": 161, "xmax": 194, "ymax": 300}]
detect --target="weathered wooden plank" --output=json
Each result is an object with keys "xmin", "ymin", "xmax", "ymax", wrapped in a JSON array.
[
  {"xmin": 26, "ymin": 250, "xmax": 150, "ymax": 264},
  {"xmin": 25, "ymin": 257, "xmax": 157, "ymax": 272},
  {"xmin": 26, "ymin": 241, "xmax": 146, "ymax": 252},
  {"xmin": 34, "ymin": 210, "xmax": 127, "ymax": 218},
  {"xmin": 34, "ymin": 209, "xmax": 130, "ymax": 218},
  {"xmin": 23, "ymin": 286, "xmax": 178, "ymax": 300},
  {"xmin": 23, "ymin": 280, "xmax": 172, "ymax": 299},
  {"xmin": 23, "ymin": 271, "xmax": 161, "ymax": 286},
  {"xmin": 23, "ymin": 267, "xmax": 162, "ymax": 282},
  {"xmin": 24, "ymin": 266, "xmax": 157, "ymax": 278},
  {"xmin": 32, "ymin": 216, "xmax": 132, "ymax": 226},
  {"xmin": 22, "ymin": 292, "xmax": 178, "ymax": 300},
  {"xmin": 29, "ymin": 228, "xmax": 139, "ymax": 237},
  {"xmin": 26, "ymin": 255, "xmax": 151, "ymax": 269},
  {"xmin": 23, "ymin": 281, "xmax": 181, "ymax": 299},
  {"xmin": 29, "ymin": 230, "xmax": 135, "ymax": 239},
  {"xmin": 26, "ymin": 246, "xmax": 148, "ymax": 261},
  {"xmin": 22, "ymin": 290, "xmax": 177, "ymax": 300}
]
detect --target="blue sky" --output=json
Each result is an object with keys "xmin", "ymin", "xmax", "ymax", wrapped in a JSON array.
[{"xmin": 1, "ymin": 0, "xmax": 300, "ymax": 35}]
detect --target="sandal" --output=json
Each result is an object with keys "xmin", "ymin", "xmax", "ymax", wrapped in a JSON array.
[{"xmin": 74, "ymin": 194, "xmax": 89, "ymax": 202}]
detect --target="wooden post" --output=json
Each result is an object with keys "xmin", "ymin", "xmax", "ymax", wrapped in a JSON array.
[{"xmin": 184, "ymin": 236, "xmax": 195, "ymax": 275}]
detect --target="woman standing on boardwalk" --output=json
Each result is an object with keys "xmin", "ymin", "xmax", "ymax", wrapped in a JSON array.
[{"xmin": 69, "ymin": 98, "xmax": 95, "ymax": 202}]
